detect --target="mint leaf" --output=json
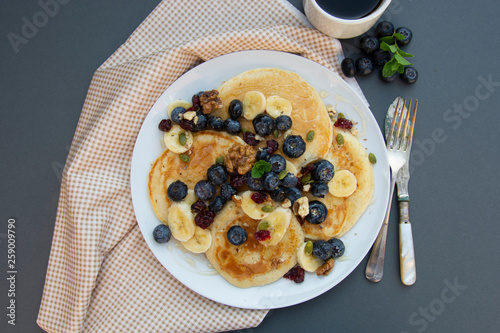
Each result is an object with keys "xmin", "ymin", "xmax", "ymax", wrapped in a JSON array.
[
  {"xmin": 397, "ymin": 65, "xmax": 405, "ymax": 74},
  {"xmin": 394, "ymin": 53, "xmax": 413, "ymax": 66},
  {"xmin": 397, "ymin": 49, "xmax": 414, "ymax": 58},
  {"xmin": 379, "ymin": 41, "xmax": 392, "ymax": 52},
  {"xmin": 251, "ymin": 160, "xmax": 271, "ymax": 178},
  {"xmin": 394, "ymin": 33, "xmax": 406, "ymax": 41},
  {"xmin": 379, "ymin": 36, "xmax": 394, "ymax": 44},
  {"xmin": 382, "ymin": 63, "xmax": 397, "ymax": 77}
]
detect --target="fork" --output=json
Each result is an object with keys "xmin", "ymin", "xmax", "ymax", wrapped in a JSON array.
[{"xmin": 365, "ymin": 98, "xmax": 417, "ymax": 283}]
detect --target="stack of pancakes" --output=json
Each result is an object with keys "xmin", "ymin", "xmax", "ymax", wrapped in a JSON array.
[{"xmin": 148, "ymin": 68, "xmax": 374, "ymax": 288}]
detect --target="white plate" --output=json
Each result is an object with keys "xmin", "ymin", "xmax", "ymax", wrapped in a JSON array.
[{"xmin": 130, "ymin": 50, "xmax": 390, "ymax": 309}]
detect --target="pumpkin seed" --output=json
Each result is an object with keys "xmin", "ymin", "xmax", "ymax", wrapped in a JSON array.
[
  {"xmin": 336, "ymin": 133, "xmax": 344, "ymax": 145},
  {"xmin": 369, "ymin": 153, "xmax": 377, "ymax": 164},
  {"xmin": 306, "ymin": 130, "xmax": 315, "ymax": 142}
]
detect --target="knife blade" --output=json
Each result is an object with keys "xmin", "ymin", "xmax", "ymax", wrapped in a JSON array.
[{"xmin": 385, "ymin": 97, "xmax": 416, "ymax": 286}]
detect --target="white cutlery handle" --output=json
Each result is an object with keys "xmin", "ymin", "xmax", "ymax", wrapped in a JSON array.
[{"xmin": 399, "ymin": 201, "xmax": 416, "ymax": 285}]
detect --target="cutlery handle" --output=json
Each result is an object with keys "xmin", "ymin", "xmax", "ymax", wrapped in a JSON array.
[
  {"xmin": 399, "ymin": 201, "xmax": 416, "ymax": 285},
  {"xmin": 365, "ymin": 175, "xmax": 397, "ymax": 282}
]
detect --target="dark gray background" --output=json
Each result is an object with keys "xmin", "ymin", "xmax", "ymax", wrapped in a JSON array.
[{"xmin": 1, "ymin": 0, "xmax": 499, "ymax": 332}]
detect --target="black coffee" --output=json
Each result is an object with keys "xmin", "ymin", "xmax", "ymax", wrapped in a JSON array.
[{"xmin": 315, "ymin": 0, "xmax": 382, "ymax": 20}]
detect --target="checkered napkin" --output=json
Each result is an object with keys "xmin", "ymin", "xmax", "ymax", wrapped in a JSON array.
[{"xmin": 37, "ymin": 0, "xmax": 364, "ymax": 332}]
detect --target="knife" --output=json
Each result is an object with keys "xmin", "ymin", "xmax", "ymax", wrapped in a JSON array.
[{"xmin": 385, "ymin": 97, "xmax": 416, "ymax": 286}]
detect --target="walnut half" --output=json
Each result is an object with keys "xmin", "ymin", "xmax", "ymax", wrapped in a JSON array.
[
  {"xmin": 200, "ymin": 90, "xmax": 223, "ymax": 114},
  {"xmin": 316, "ymin": 258, "xmax": 335, "ymax": 276},
  {"xmin": 226, "ymin": 144, "xmax": 257, "ymax": 175}
]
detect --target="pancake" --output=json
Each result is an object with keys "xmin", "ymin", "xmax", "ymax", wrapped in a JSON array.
[
  {"xmin": 148, "ymin": 131, "xmax": 243, "ymax": 223},
  {"xmin": 206, "ymin": 201, "xmax": 304, "ymax": 288},
  {"xmin": 301, "ymin": 127, "xmax": 374, "ymax": 240},
  {"xmin": 214, "ymin": 68, "xmax": 333, "ymax": 169}
]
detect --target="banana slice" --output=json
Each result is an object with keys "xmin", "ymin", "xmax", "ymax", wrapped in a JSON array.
[
  {"xmin": 329, "ymin": 169, "xmax": 358, "ymax": 197},
  {"xmin": 243, "ymin": 91, "xmax": 266, "ymax": 120},
  {"xmin": 241, "ymin": 191, "xmax": 270, "ymax": 220},
  {"xmin": 285, "ymin": 160, "xmax": 298, "ymax": 175},
  {"xmin": 167, "ymin": 99, "xmax": 192, "ymax": 117},
  {"xmin": 163, "ymin": 125, "xmax": 194, "ymax": 154},
  {"xmin": 297, "ymin": 242, "xmax": 324, "ymax": 272},
  {"xmin": 181, "ymin": 226, "xmax": 212, "ymax": 253},
  {"xmin": 265, "ymin": 96, "xmax": 292, "ymax": 118},
  {"xmin": 184, "ymin": 189, "xmax": 197, "ymax": 205},
  {"xmin": 167, "ymin": 201, "xmax": 196, "ymax": 242},
  {"xmin": 257, "ymin": 207, "xmax": 291, "ymax": 246}
]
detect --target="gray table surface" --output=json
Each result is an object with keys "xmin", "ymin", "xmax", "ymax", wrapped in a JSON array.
[{"xmin": 1, "ymin": 0, "xmax": 499, "ymax": 332}]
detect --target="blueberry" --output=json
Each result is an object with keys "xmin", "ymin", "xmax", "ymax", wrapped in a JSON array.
[
  {"xmin": 374, "ymin": 21, "xmax": 394, "ymax": 37},
  {"xmin": 327, "ymin": 237, "xmax": 345, "ymax": 258},
  {"xmin": 256, "ymin": 148, "xmax": 269, "ymax": 161},
  {"xmin": 276, "ymin": 115, "xmax": 293, "ymax": 131},
  {"xmin": 341, "ymin": 58, "xmax": 356, "ymax": 78},
  {"xmin": 310, "ymin": 181, "xmax": 329, "ymax": 198},
  {"xmin": 228, "ymin": 99, "xmax": 243, "ymax": 119},
  {"xmin": 355, "ymin": 57, "xmax": 374, "ymax": 76},
  {"xmin": 227, "ymin": 225, "xmax": 247, "ymax": 245},
  {"xmin": 263, "ymin": 172, "xmax": 280, "ymax": 191},
  {"xmin": 207, "ymin": 164, "xmax": 228, "ymax": 186},
  {"xmin": 372, "ymin": 49, "xmax": 392, "ymax": 66},
  {"xmin": 401, "ymin": 66, "xmax": 418, "ymax": 84},
  {"xmin": 224, "ymin": 118, "xmax": 242, "ymax": 135},
  {"xmin": 379, "ymin": 69, "xmax": 397, "ymax": 83},
  {"xmin": 270, "ymin": 186, "xmax": 287, "ymax": 202},
  {"xmin": 286, "ymin": 187, "xmax": 302, "ymax": 205},
  {"xmin": 312, "ymin": 240, "xmax": 334, "ymax": 260},
  {"xmin": 193, "ymin": 112, "xmax": 208, "ymax": 131},
  {"xmin": 360, "ymin": 36, "xmax": 380, "ymax": 54},
  {"xmin": 194, "ymin": 180, "xmax": 215, "ymax": 201},
  {"xmin": 282, "ymin": 135, "xmax": 306, "ymax": 158},
  {"xmin": 305, "ymin": 200, "xmax": 328, "ymax": 224},
  {"xmin": 220, "ymin": 183, "xmax": 237, "ymax": 200},
  {"xmin": 312, "ymin": 160, "xmax": 335, "ymax": 182},
  {"xmin": 266, "ymin": 154, "xmax": 287, "ymax": 173},
  {"xmin": 395, "ymin": 27, "xmax": 412, "ymax": 46},
  {"xmin": 153, "ymin": 224, "xmax": 171, "ymax": 243},
  {"xmin": 208, "ymin": 116, "xmax": 224, "ymax": 131},
  {"xmin": 170, "ymin": 107, "xmax": 185, "ymax": 124},
  {"xmin": 209, "ymin": 196, "xmax": 226, "ymax": 214},
  {"xmin": 167, "ymin": 180, "xmax": 188, "ymax": 201},
  {"xmin": 253, "ymin": 114, "xmax": 275, "ymax": 136},
  {"xmin": 246, "ymin": 172, "xmax": 264, "ymax": 191},
  {"xmin": 281, "ymin": 172, "xmax": 297, "ymax": 188}
]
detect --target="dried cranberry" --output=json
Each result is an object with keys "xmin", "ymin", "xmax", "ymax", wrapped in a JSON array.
[
  {"xmin": 266, "ymin": 140, "xmax": 279, "ymax": 154},
  {"xmin": 251, "ymin": 192, "xmax": 268, "ymax": 204},
  {"xmin": 295, "ymin": 177, "xmax": 303, "ymax": 191},
  {"xmin": 334, "ymin": 118, "xmax": 353, "ymax": 130},
  {"xmin": 230, "ymin": 174, "xmax": 246, "ymax": 189},
  {"xmin": 283, "ymin": 266, "xmax": 305, "ymax": 283},
  {"xmin": 158, "ymin": 119, "xmax": 173, "ymax": 132},
  {"xmin": 254, "ymin": 230, "xmax": 271, "ymax": 241},
  {"xmin": 179, "ymin": 119, "xmax": 194, "ymax": 131},
  {"xmin": 191, "ymin": 200, "xmax": 206, "ymax": 213},
  {"xmin": 192, "ymin": 94, "xmax": 200, "ymax": 108},
  {"xmin": 243, "ymin": 132, "xmax": 259, "ymax": 146},
  {"xmin": 195, "ymin": 210, "xmax": 215, "ymax": 229},
  {"xmin": 300, "ymin": 163, "xmax": 315, "ymax": 175}
]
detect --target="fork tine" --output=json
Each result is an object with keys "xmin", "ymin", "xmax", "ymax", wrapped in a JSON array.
[
  {"xmin": 394, "ymin": 98, "xmax": 407, "ymax": 149},
  {"xmin": 401, "ymin": 99, "xmax": 412, "ymax": 150},
  {"xmin": 387, "ymin": 98, "xmax": 401, "ymax": 148},
  {"xmin": 408, "ymin": 99, "xmax": 418, "ymax": 148}
]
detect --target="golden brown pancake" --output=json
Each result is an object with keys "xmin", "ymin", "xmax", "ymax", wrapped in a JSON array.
[
  {"xmin": 148, "ymin": 131, "xmax": 243, "ymax": 223},
  {"xmin": 214, "ymin": 68, "xmax": 333, "ymax": 169},
  {"xmin": 206, "ymin": 201, "xmax": 304, "ymax": 288},
  {"xmin": 301, "ymin": 127, "xmax": 374, "ymax": 240}
]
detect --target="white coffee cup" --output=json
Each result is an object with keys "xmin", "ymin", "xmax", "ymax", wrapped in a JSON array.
[{"xmin": 303, "ymin": 0, "xmax": 392, "ymax": 39}]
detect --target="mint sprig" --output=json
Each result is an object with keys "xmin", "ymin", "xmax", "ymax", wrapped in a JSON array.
[
  {"xmin": 251, "ymin": 160, "xmax": 271, "ymax": 178},
  {"xmin": 380, "ymin": 33, "xmax": 414, "ymax": 77}
]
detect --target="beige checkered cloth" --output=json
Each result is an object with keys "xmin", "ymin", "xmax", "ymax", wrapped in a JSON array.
[{"xmin": 37, "ymin": 0, "xmax": 364, "ymax": 332}]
